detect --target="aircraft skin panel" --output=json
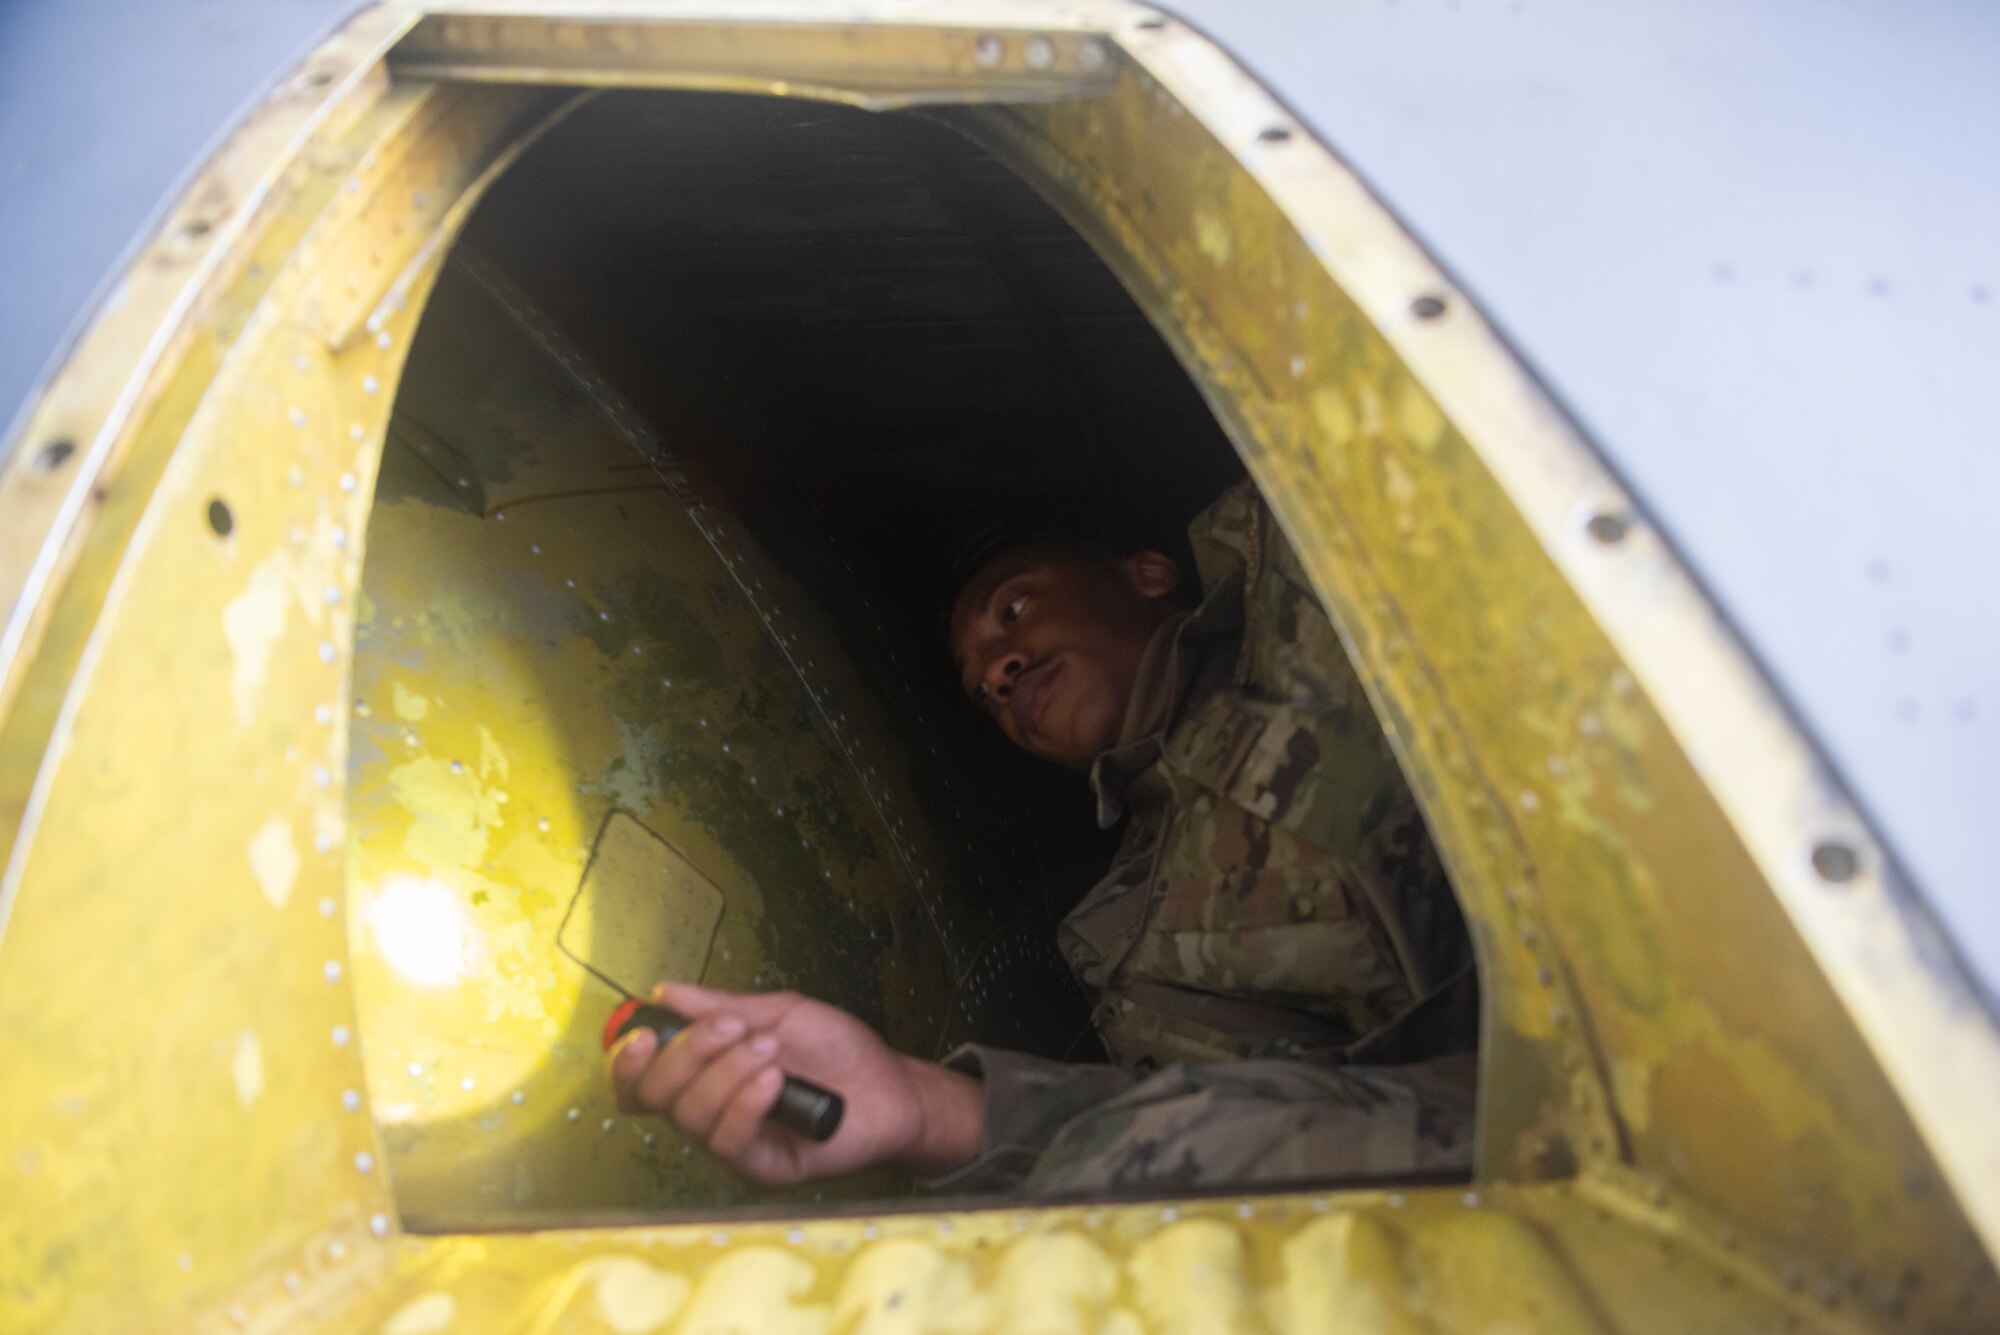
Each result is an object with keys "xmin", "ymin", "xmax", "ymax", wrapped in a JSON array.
[
  {"xmin": 0, "ymin": 5, "xmax": 1994, "ymax": 1332},
  {"xmin": 1163, "ymin": 0, "xmax": 2000, "ymax": 1003}
]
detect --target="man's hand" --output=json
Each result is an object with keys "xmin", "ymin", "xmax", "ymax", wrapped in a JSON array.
[{"xmin": 609, "ymin": 981, "xmax": 985, "ymax": 1186}]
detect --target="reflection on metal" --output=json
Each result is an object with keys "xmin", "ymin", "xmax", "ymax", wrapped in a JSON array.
[
  {"xmin": 350, "ymin": 258, "xmax": 1089, "ymax": 1218},
  {"xmin": 0, "ymin": 2, "xmax": 1994, "ymax": 1332}
]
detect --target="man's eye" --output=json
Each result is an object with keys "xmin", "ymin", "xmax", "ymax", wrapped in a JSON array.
[{"xmin": 1000, "ymin": 595, "xmax": 1026, "ymax": 624}]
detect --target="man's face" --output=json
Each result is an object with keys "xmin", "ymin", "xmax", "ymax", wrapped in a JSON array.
[{"xmin": 949, "ymin": 544, "xmax": 1181, "ymax": 770}]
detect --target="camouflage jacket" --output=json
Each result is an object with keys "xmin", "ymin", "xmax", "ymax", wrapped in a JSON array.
[{"xmin": 937, "ymin": 481, "xmax": 1475, "ymax": 1193}]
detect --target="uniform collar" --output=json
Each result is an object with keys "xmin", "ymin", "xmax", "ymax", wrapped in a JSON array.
[{"xmin": 1087, "ymin": 571, "xmax": 1245, "ymax": 827}]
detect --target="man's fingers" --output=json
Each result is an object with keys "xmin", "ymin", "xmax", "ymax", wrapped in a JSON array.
[
  {"xmin": 706, "ymin": 1064, "xmax": 786, "ymax": 1164},
  {"xmin": 654, "ymin": 980, "xmax": 797, "ymax": 1029},
  {"xmin": 635, "ymin": 1013, "xmax": 746, "ymax": 1110},
  {"xmin": 671, "ymin": 1032, "xmax": 781, "ymax": 1141},
  {"xmin": 651, "ymin": 980, "xmax": 729, "ymax": 1017},
  {"xmin": 608, "ymin": 1028, "xmax": 658, "ymax": 1111}
]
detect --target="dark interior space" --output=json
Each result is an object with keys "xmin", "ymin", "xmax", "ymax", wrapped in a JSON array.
[{"xmin": 456, "ymin": 89, "xmax": 1246, "ymax": 932}]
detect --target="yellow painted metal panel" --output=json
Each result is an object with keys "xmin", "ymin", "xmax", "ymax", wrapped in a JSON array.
[{"xmin": 0, "ymin": 4, "xmax": 1994, "ymax": 1332}]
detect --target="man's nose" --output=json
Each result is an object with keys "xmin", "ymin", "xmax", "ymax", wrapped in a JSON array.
[{"xmin": 984, "ymin": 650, "xmax": 1028, "ymax": 701}]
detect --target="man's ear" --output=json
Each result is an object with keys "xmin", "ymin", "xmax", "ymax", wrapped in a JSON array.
[{"xmin": 1122, "ymin": 550, "xmax": 1181, "ymax": 600}]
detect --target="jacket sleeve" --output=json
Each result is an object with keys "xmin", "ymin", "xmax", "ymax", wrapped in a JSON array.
[
  {"xmin": 920, "ymin": 1044, "xmax": 1141, "ymax": 1192},
  {"xmin": 923, "ymin": 1045, "xmax": 1479, "ymax": 1195}
]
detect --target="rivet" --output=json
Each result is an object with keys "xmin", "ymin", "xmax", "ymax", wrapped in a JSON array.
[
  {"xmin": 369, "ymin": 1213, "xmax": 389, "ymax": 1238},
  {"xmin": 1387, "ymin": 1192, "xmax": 1406, "ymax": 1208},
  {"xmin": 1811, "ymin": 841, "xmax": 1860, "ymax": 884},
  {"xmin": 317, "ymin": 640, "xmax": 337, "ymax": 664},
  {"xmin": 313, "ymin": 767, "xmax": 332, "ymax": 789},
  {"xmin": 1519, "ymin": 791, "xmax": 1539, "ymax": 811},
  {"xmin": 1077, "ymin": 38, "xmax": 1106, "ymax": 71},
  {"xmin": 598, "ymin": 610, "xmax": 609, "ymax": 622},
  {"xmin": 1160, "ymin": 1207, "xmax": 1178, "ymax": 1222},
  {"xmin": 342, "ymin": 1088, "xmax": 361, "ymax": 1111},
  {"xmin": 787, "ymin": 1228, "xmax": 805, "ymax": 1245},
  {"xmin": 339, "ymin": 473, "xmax": 357, "ymax": 493},
  {"xmin": 324, "ymin": 961, "xmax": 342, "ymax": 983},
  {"xmin": 355, "ymin": 1152, "xmax": 373, "ymax": 1173},
  {"xmin": 330, "ymin": 527, "xmax": 348, "ymax": 549},
  {"xmin": 538, "ymin": 817, "xmax": 550, "ymax": 832},
  {"xmin": 1411, "ymin": 293, "xmax": 1449, "ymax": 320},
  {"xmin": 1585, "ymin": 511, "xmax": 1631, "ymax": 544},
  {"xmin": 567, "ymin": 1106, "xmax": 581, "ymax": 1122},
  {"xmin": 288, "ymin": 467, "xmax": 305, "ymax": 488},
  {"xmin": 1237, "ymin": 1203, "xmax": 1254, "ymax": 1219},
  {"xmin": 315, "ymin": 703, "xmax": 333, "ymax": 724},
  {"xmin": 324, "ymin": 585, "xmax": 340, "ymax": 606},
  {"xmin": 565, "ymin": 578, "xmax": 576, "ymax": 588},
  {"xmin": 601, "ymin": 1118, "xmax": 615, "ymax": 1133},
  {"xmin": 31, "ymin": 439, "xmax": 75, "ymax": 473},
  {"xmin": 1024, "ymin": 35, "xmax": 1055, "ymax": 69},
  {"xmin": 319, "ymin": 897, "xmax": 337, "ymax": 917},
  {"xmin": 450, "ymin": 759, "xmax": 464, "ymax": 774},
  {"xmin": 1288, "ymin": 354, "xmax": 1306, "ymax": 377},
  {"xmin": 511, "ymin": 1090, "xmax": 525, "ymax": 1105},
  {"xmin": 207, "ymin": 498, "xmax": 235, "ymax": 538},
  {"xmin": 332, "ymin": 1025, "xmax": 350, "ymax": 1046},
  {"xmin": 284, "ymin": 1271, "xmax": 302, "ymax": 1294},
  {"xmin": 460, "ymin": 1076, "xmax": 475, "ymax": 1091},
  {"xmin": 328, "ymin": 1240, "xmax": 346, "ymax": 1261},
  {"xmin": 289, "ymin": 407, "xmax": 309, "ymax": 428},
  {"xmin": 362, "ymin": 375, "xmax": 380, "ymax": 395},
  {"xmin": 530, "ymin": 544, "xmax": 542, "ymax": 555},
  {"xmin": 376, "ymin": 330, "xmax": 392, "ymax": 350},
  {"xmin": 349, "ymin": 423, "xmax": 365, "ymax": 442},
  {"xmin": 662, "ymin": 677, "xmax": 672, "ymax": 688}
]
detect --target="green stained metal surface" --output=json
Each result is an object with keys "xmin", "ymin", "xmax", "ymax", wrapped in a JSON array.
[{"xmin": 347, "ymin": 263, "xmax": 1085, "ymax": 1222}]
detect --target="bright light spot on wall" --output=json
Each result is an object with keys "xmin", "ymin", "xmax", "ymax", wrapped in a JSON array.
[{"xmin": 368, "ymin": 876, "xmax": 476, "ymax": 988}]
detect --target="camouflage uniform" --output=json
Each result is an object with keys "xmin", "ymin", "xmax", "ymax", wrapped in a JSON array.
[{"xmin": 936, "ymin": 481, "xmax": 1477, "ymax": 1194}]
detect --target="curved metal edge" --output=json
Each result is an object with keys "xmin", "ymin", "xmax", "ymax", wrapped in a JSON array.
[
  {"xmin": 1112, "ymin": 4, "xmax": 2000, "ymax": 1263},
  {"xmin": 0, "ymin": 5, "xmax": 419, "ymax": 730}
]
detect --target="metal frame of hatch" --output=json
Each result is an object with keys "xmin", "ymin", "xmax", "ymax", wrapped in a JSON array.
[{"xmin": 0, "ymin": 3, "xmax": 1995, "ymax": 1331}]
